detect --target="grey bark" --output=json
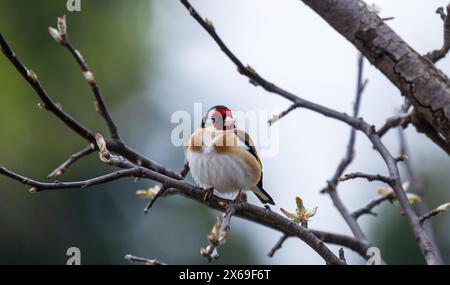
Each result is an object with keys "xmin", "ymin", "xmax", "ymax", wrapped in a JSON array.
[{"xmin": 302, "ymin": 0, "xmax": 450, "ymax": 147}]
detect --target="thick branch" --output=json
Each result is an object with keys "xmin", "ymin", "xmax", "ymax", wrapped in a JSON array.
[{"xmin": 300, "ymin": 0, "xmax": 450, "ymax": 144}]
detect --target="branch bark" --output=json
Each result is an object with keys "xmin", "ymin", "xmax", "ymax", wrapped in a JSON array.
[{"xmin": 300, "ymin": 0, "xmax": 450, "ymax": 150}]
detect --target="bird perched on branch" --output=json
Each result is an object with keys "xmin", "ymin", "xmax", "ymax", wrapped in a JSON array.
[{"xmin": 185, "ymin": 105, "xmax": 275, "ymax": 205}]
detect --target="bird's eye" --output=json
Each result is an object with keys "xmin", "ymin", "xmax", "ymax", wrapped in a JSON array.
[{"xmin": 211, "ymin": 117, "xmax": 216, "ymax": 123}]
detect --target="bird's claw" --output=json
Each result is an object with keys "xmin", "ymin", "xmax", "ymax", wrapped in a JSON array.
[{"xmin": 203, "ymin": 187, "xmax": 214, "ymax": 202}]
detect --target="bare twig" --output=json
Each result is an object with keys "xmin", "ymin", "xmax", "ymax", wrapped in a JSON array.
[
  {"xmin": 221, "ymin": 203, "xmax": 238, "ymax": 232},
  {"xmin": 267, "ymin": 234, "xmax": 289, "ymax": 258},
  {"xmin": 398, "ymin": 128, "xmax": 444, "ymax": 263},
  {"xmin": 179, "ymin": 160, "xmax": 190, "ymax": 178},
  {"xmin": 425, "ymin": 5, "xmax": 450, "ymax": 63},
  {"xmin": 377, "ymin": 113, "xmax": 412, "ymax": 137},
  {"xmin": 1, "ymin": 165, "xmax": 142, "ymax": 192},
  {"xmin": 125, "ymin": 254, "xmax": 166, "ymax": 265},
  {"xmin": 320, "ymin": 54, "xmax": 368, "ymax": 243},
  {"xmin": 268, "ymin": 103, "xmax": 299, "ymax": 126},
  {"xmin": 49, "ymin": 15, "xmax": 121, "ymax": 140},
  {"xmin": 0, "ymin": 33, "xmax": 95, "ymax": 142},
  {"xmin": 338, "ymin": 172, "xmax": 393, "ymax": 184},
  {"xmin": 0, "ymin": 31, "xmax": 183, "ymax": 180},
  {"xmin": 352, "ymin": 195, "xmax": 392, "ymax": 219},
  {"xmin": 48, "ymin": 144, "xmax": 95, "ymax": 179},
  {"xmin": 143, "ymin": 185, "xmax": 166, "ymax": 214},
  {"xmin": 419, "ymin": 203, "xmax": 450, "ymax": 223},
  {"xmin": 179, "ymin": 0, "xmax": 440, "ymax": 264}
]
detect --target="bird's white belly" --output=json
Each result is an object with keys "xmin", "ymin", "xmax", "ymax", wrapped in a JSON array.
[{"xmin": 187, "ymin": 148, "xmax": 256, "ymax": 194}]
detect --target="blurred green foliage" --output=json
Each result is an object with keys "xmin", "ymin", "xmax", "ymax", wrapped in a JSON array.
[{"xmin": 0, "ymin": 0, "xmax": 256, "ymax": 264}]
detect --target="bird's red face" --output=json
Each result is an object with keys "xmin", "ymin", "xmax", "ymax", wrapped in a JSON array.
[{"xmin": 202, "ymin": 105, "xmax": 235, "ymax": 130}]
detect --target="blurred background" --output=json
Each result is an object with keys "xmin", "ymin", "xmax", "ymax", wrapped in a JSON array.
[{"xmin": 0, "ymin": 0, "xmax": 449, "ymax": 265}]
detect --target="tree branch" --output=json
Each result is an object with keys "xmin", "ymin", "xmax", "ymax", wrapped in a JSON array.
[
  {"xmin": 0, "ymin": 31, "xmax": 183, "ymax": 180},
  {"xmin": 338, "ymin": 172, "xmax": 393, "ymax": 184},
  {"xmin": 267, "ymin": 234, "xmax": 289, "ymax": 258},
  {"xmin": 419, "ymin": 203, "xmax": 450, "ymax": 223},
  {"xmin": 49, "ymin": 15, "xmax": 121, "ymax": 141},
  {"xmin": 398, "ymin": 127, "xmax": 444, "ymax": 263},
  {"xmin": 352, "ymin": 195, "xmax": 392, "ymax": 219},
  {"xmin": 268, "ymin": 103, "xmax": 299, "ymax": 126},
  {"xmin": 48, "ymin": 144, "xmax": 95, "ymax": 179},
  {"xmin": 425, "ymin": 5, "xmax": 450, "ymax": 63},
  {"xmin": 300, "ymin": 0, "xmax": 450, "ymax": 143},
  {"xmin": 377, "ymin": 112, "xmax": 412, "ymax": 137},
  {"xmin": 0, "ymin": 165, "xmax": 142, "ymax": 192}
]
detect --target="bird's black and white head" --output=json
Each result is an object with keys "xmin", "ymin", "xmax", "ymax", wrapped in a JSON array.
[{"xmin": 201, "ymin": 105, "xmax": 235, "ymax": 130}]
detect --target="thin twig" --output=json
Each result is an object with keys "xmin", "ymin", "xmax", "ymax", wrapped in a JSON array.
[
  {"xmin": 377, "ymin": 113, "xmax": 412, "ymax": 137},
  {"xmin": 268, "ymin": 103, "xmax": 299, "ymax": 126},
  {"xmin": 0, "ymin": 31, "xmax": 183, "ymax": 180},
  {"xmin": 338, "ymin": 172, "xmax": 393, "ymax": 184},
  {"xmin": 352, "ymin": 195, "xmax": 392, "ymax": 219},
  {"xmin": 48, "ymin": 144, "xmax": 95, "ymax": 179},
  {"xmin": 320, "ymin": 54, "xmax": 368, "ymax": 242},
  {"xmin": 143, "ymin": 185, "xmax": 166, "ymax": 214},
  {"xmin": 1, "ymin": 165, "xmax": 142, "ymax": 192},
  {"xmin": 425, "ymin": 5, "xmax": 450, "ymax": 63},
  {"xmin": 125, "ymin": 254, "xmax": 166, "ymax": 265},
  {"xmin": 419, "ymin": 203, "xmax": 450, "ymax": 223},
  {"xmin": 0, "ymin": 33, "xmax": 95, "ymax": 142},
  {"xmin": 221, "ymin": 203, "xmax": 238, "ymax": 232},
  {"xmin": 267, "ymin": 235, "xmax": 289, "ymax": 258},
  {"xmin": 398, "ymin": 127, "xmax": 444, "ymax": 263}
]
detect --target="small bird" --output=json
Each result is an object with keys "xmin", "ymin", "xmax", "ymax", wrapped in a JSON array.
[{"xmin": 185, "ymin": 105, "xmax": 275, "ymax": 205}]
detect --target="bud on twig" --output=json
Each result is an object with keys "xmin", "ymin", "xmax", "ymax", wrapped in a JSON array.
[
  {"xmin": 280, "ymin": 196, "xmax": 317, "ymax": 227},
  {"xmin": 48, "ymin": 27, "xmax": 63, "ymax": 44},
  {"xmin": 95, "ymin": 133, "xmax": 110, "ymax": 163},
  {"xmin": 83, "ymin": 71, "xmax": 96, "ymax": 85},
  {"xmin": 57, "ymin": 15, "xmax": 67, "ymax": 38},
  {"xmin": 27, "ymin": 69, "xmax": 38, "ymax": 83}
]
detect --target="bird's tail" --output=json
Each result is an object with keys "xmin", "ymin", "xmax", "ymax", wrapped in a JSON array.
[{"xmin": 251, "ymin": 186, "xmax": 275, "ymax": 205}]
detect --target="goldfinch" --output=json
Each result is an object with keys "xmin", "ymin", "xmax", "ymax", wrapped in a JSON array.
[{"xmin": 185, "ymin": 105, "xmax": 275, "ymax": 205}]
